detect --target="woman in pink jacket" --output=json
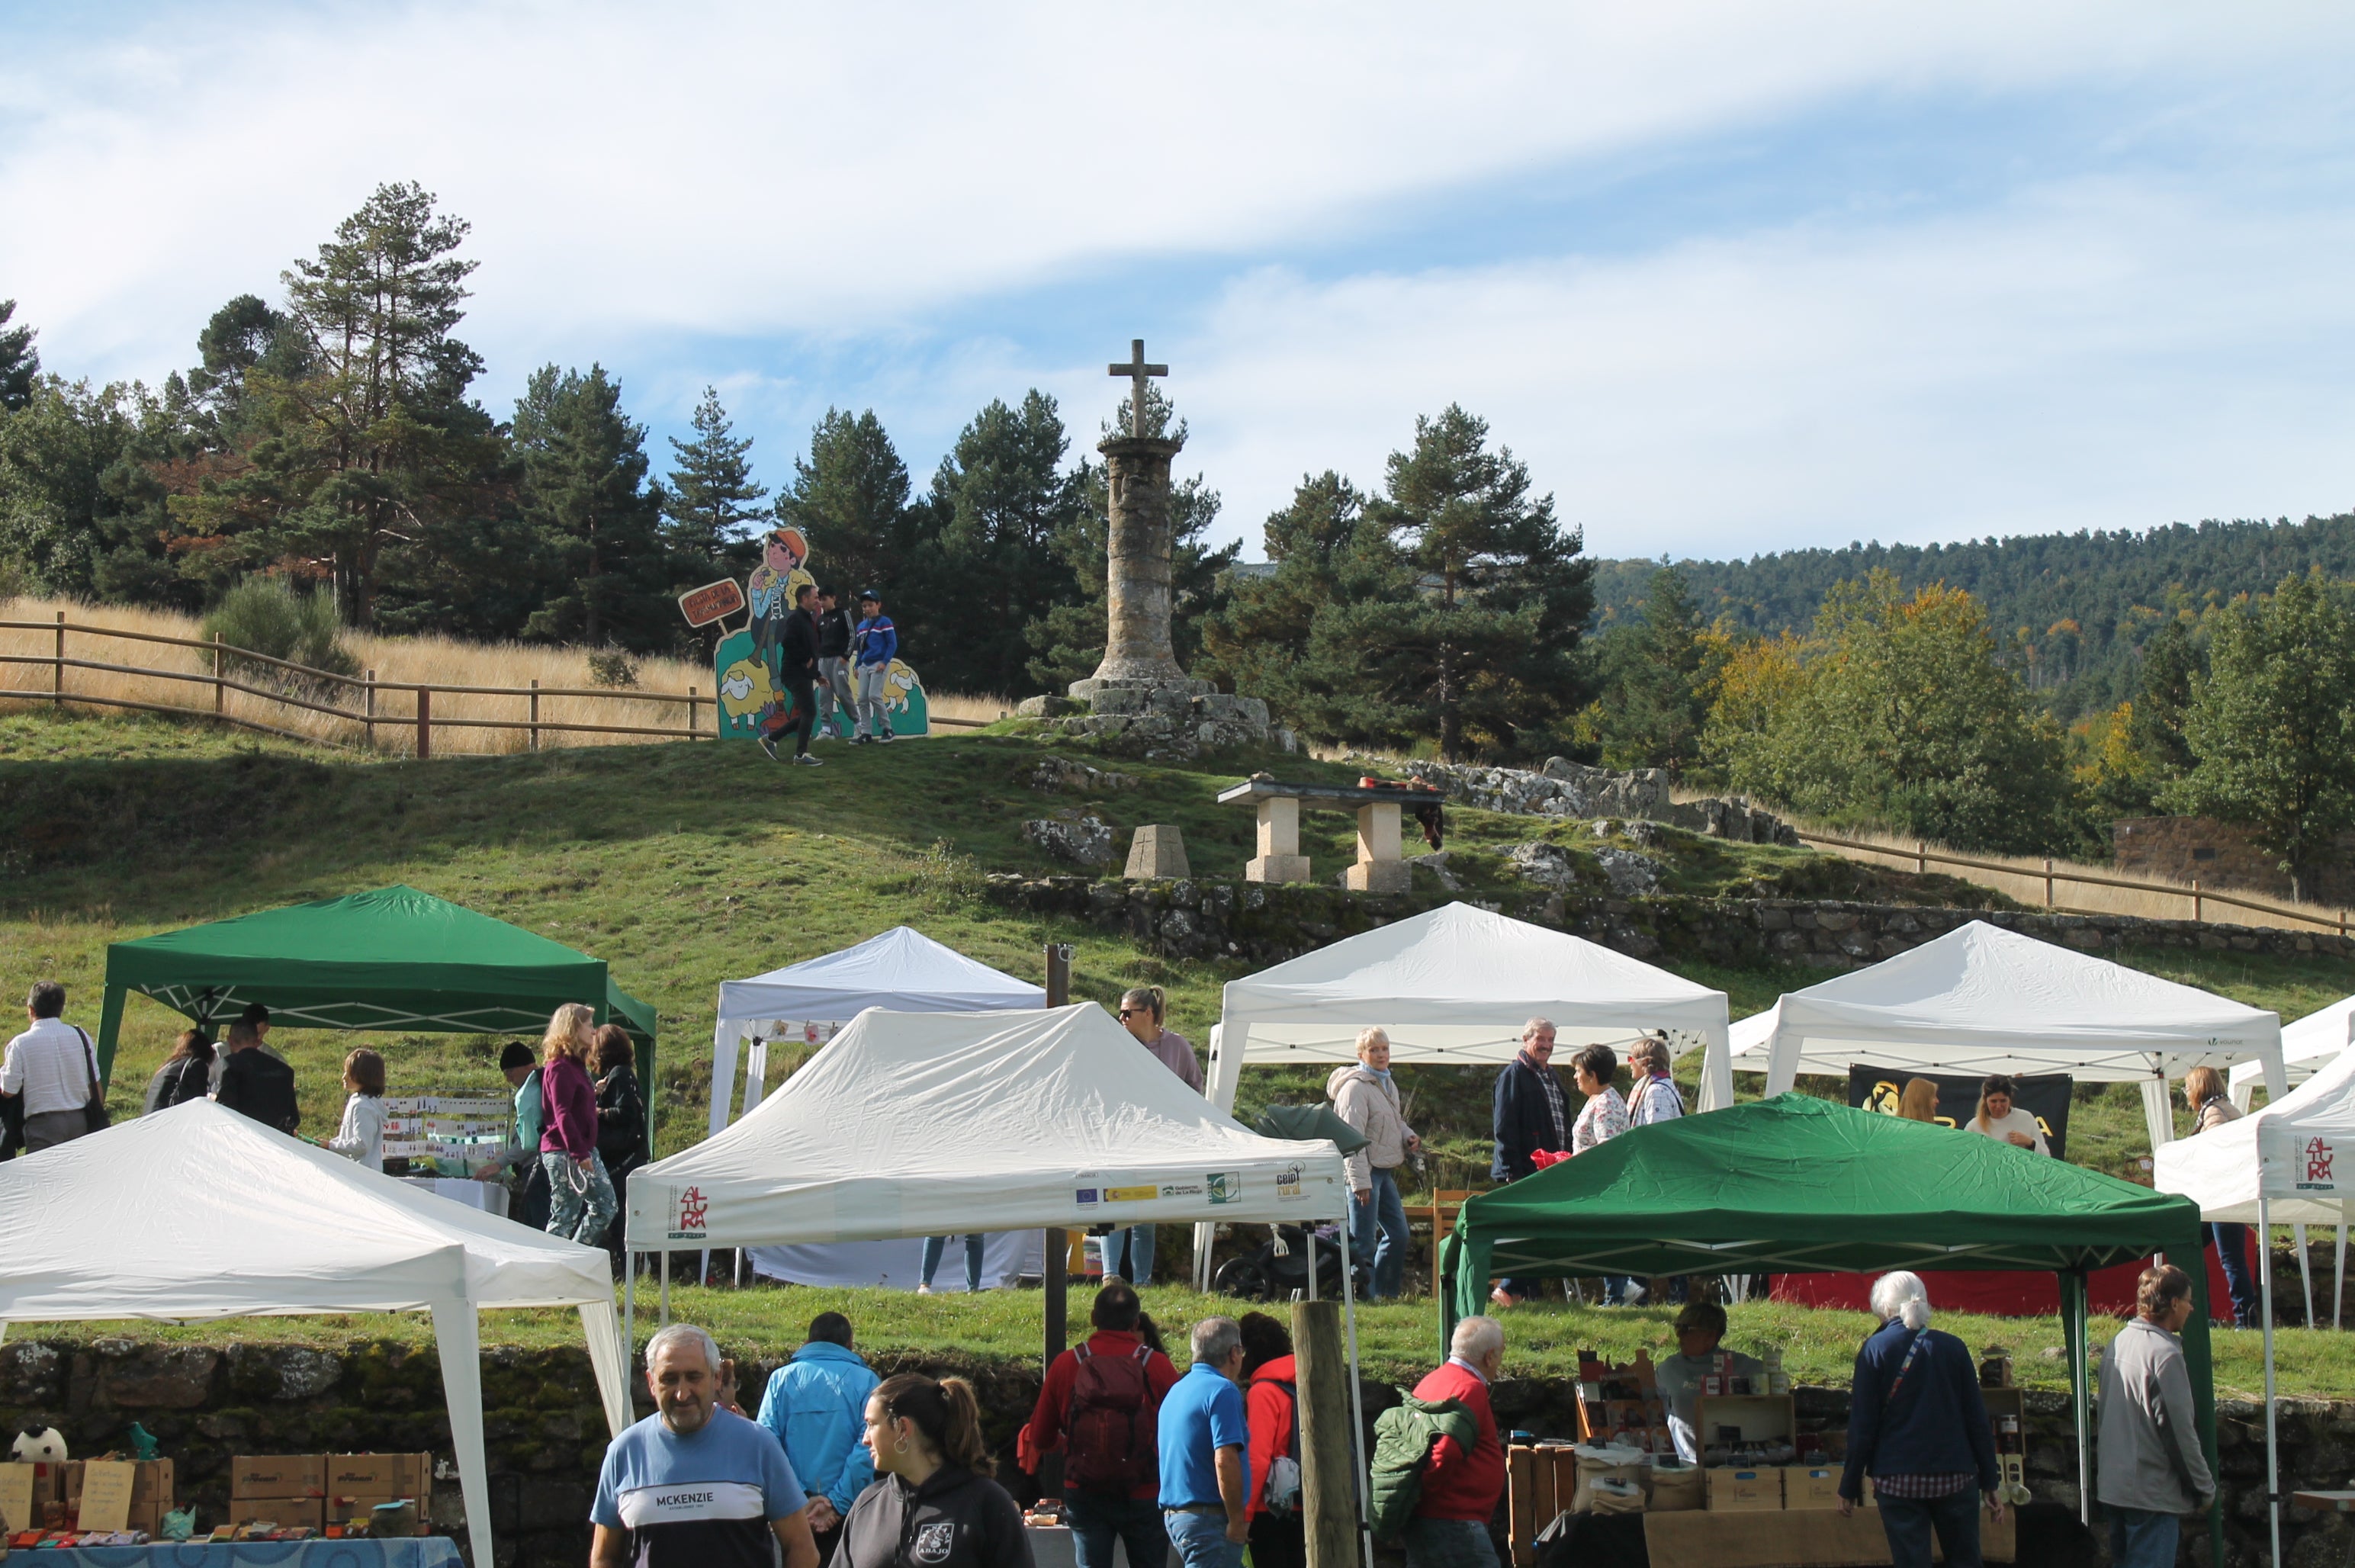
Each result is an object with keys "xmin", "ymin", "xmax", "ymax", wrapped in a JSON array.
[{"xmin": 539, "ymin": 1003, "xmax": 616, "ymax": 1245}]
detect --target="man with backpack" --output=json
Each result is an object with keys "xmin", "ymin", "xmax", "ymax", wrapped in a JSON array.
[
  {"xmin": 1370, "ymin": 1316, "xmax": 1506, "ymax": 1568},
  {"xmin": 1020, "ymin": 1282, "xmax": 1178, "ymax": 1568}
]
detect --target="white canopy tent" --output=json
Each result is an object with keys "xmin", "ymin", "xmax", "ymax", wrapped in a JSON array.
[
  {"xmin": 0, "ymin": 1100, "xmax": 631, "ymax": 1568},
  {"xmin": 2232, "ymin": 994, "xmax": 2355, "ymax": 1108},
  {"xmin": 708, "ymin": 926, "xmax": 1044, "ymax": 1137},
  {"xmin": 1717, "ymin": 920, "xmax": 2286, "ymax": 1150},
  {"xmin": 2157, "ymin": 1034, "xmax": 2355, "ymax": 1566},
  {"xmin": 1206, "ymin": 901, "xmax": 1735, "ymax": 1116}
]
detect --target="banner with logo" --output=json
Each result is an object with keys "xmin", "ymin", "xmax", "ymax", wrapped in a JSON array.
[{"xmin": 1848, "ymin": 1066, "xmax": 2073, "ymax": 1160}]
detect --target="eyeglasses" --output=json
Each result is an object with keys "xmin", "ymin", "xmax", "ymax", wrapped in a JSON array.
[{"xmin": 1117, "ymin": 1009, "xmax": 1139, "ymax": 1020}]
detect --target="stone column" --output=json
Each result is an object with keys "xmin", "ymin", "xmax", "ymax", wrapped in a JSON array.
[{"xmin": 1071, "ymin": 434, "xmax": 1206, "ymax": 699}]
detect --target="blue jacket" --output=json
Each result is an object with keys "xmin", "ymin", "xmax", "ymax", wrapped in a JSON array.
[
  {"xmin": 854, "ymin": 614, "xmax": 897, "ymax": 667},
  {"xmin": 1490, "ymin": 1055, "xmax": 1566, "ymax": 1183},
  {"xmin": 1839, "ymin": 1319, "xmax": 2000, "ymax": 1502},
  {"xmin": 757, "ymin": 1340, "xmax": 880, "ymax": 1512}
]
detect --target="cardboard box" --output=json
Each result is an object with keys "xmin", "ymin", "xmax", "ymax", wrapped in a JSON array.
[
  {"xmin": 230, "ymin": 1455, "xmax": 326, "ymax": 1499},
  {"xmin": 64, "ymin": 1459, "xmax": 174, "ymax": 1509},
  {"xmin": 1645, "ymin": 1502, "xmax": 2016, "ymax": 1568},
  {"xmin": 326, "ymin": 1492, "xmax": 432, "ymax": 1535},
  {"xmin": 1782, "ymin": 1467, "xmax": 1841, "ymax": 1510},
  {"xmin": 1705, "ymin": 1467, "xmax": 1782, "ymax": 1512},
  {"xmin": 326, "ymin": 1454, "xmax": 431, "ymax": 1498}
]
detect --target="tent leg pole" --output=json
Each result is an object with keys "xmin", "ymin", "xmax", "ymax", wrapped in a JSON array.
[
  {"xmin": 2296, "ymin": 1223, "xmax": 2315, "ymax": 1328},
  {"xmin": 2262, "ymin": 1197, "xmax": 2281, "ymax": 1568},
  {"xmin": 2067, "ymin": 1272, "xmax": 2090, "ymax": 1528},
  {"xmin": 660, "ymin": 1247, "xmax": 670, "ymax": 1328},
  {"xmin": 624, "ymin": 1253, "xmax": 636, "ymax": 1368},
  {"xmin": 2336, "ymin": 1222, "xmax": 2347, "ymax": 1329},
  {"xmin": 1338, "ymin": 1216, "xmax": 1372, "ymax": 1568},
  {"xmin": 1306, "ymin": 1227, "xmax": 1316, "ymax": 1301}
]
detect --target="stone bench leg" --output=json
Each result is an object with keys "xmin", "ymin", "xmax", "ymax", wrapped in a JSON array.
[
  {"xmin": 1345, "ymin": 802, "xmax": 1409, "ymax": 894},
  {"xmin": 1246, "ymin": 797, "xmax": 1312, "ymax": 883}
]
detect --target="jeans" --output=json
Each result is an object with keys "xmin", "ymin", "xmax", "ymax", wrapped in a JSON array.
[
  {"xmin": 1164, "ymin": 1509, "xmax": 1243, "ymax": 1568},
  {"xmin": 1401, "ymin": 1517, "xmax": 1500, "ymax": 1568},
  {"xmin": 2106, "ymin": 1505, "xmax": 2180, "ymax": 1568},
  {"xmin": 543, "ymin": 1150, "xmax": 616, "ymax": 1245},
  {"xmin": 854, "ymin": 662, "xmax": 892, "ymax": 737},
  {"xmin": 1096, "ymin": 1224, "xmax": 1156, "ymax": 1285},
  {"xmin": 1065, "ymin": 1492, "xmax": 1165, "ymax": 1568},
  {"xmin": 1351, "ymin": 1168, "xmax": 1411, "ymax": 1300},
  {"xmin": 1874, "ymin": 1488, "xmax": 1981, "ymax": 1568},
  {"xmin": 2211, "ymin": 1222, "xmax": 2260, "ymax": 1327},
  {"xmin": 816, "ymin": 657, "xmax": 854, "ymax": 734},
  {"xmin": 922, "ymin": 1233, "xmax": 985, "ymax": 1292}
]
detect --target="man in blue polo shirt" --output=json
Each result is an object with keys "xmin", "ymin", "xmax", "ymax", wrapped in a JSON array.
[
  {"xmin": 1158, "ymin": 1316, "xmax": 1251, "ymax": 1568},
  {"xmin": 593, "ymin": 1323, "xmax": 822, "ymax": 1568}
]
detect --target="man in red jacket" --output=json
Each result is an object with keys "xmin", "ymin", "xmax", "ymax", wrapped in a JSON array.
[
  {"xmin": 1021, "ymin": 1282, "xmax": 1181, "ymax": 1568},
  {"xmin": 1407, "ymin": 1316, "xmax": 1507, "ymax": 1568}
]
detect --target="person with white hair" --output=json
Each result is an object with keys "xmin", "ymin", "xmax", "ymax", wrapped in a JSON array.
[
  {"xmin": 1328, "ymin": 1026, "xmax": 1420, "ymax": 1301},
  {"xmin": 1402, "ymin": 1316, "xmax": 1507, "ymax": 1568},
  {"xmin": 1837, "ymin": 1274, "xmax": 2003, "ymax": 1568},
  {"xmin": 592, "ymin": 1323, "xmax": 821, "ymax": 1568}
]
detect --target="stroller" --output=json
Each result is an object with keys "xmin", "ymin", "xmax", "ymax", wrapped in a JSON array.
[{"xmin": 1211, "ymin": 1103, "xmax": 1374, "ymax": 1302}]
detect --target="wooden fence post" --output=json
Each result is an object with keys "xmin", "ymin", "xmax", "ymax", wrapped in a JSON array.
[
  {"xmin": 212, "ymin": 634, "xmax": 224, "ymax": 715},
  {"xmin": 1292, "ymin": 1299, "xmax": 1360, "ymax": 1568},
  {"xmin": 416, "ymin": 686, "xmax": 432, "ymax": 759},
  {"xmin": 364, "ymin": 670, "xmax": 376, "ymax": 749},
  {"xmin": 2193, "ymin": 879, "xmax": 2202, "ymax": 924},
  {"xmin": 1916, "ymin": 840, "xmax": 1927, "ymax": 876},
  {"xmin": 688, "ymin": 686, "xmax": 699, "ymax": 737},
  {"xmin": 2044, "ymin": 858, "xmax": 2054, "ymax": 908},
  {"xmin": 52, "ymin": 611, "xmax": 64, "ymax": 705},
  {"xmin": 529, "ymin": 680, "xmax": 541, "ymax": 752}
]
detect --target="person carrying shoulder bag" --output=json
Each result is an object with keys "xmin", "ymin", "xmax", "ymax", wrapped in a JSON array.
[{"xmin": 1, "ymin": 981, "xmax": 107, "ymax": 1153}]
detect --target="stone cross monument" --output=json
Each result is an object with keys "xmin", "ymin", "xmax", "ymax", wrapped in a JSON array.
[{"xmin": 1069, "ymin": 339, "xmax": 1210, "ymax": 701}]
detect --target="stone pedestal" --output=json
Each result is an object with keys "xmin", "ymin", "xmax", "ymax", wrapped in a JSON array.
[
  {"xmin": 1125, "ymin": 824, "xmax": 1191, "ymax": 880},
  {"xmin": 1342, "ymin": 802, "xmax": 1411, "ymax": 894},
  {"xmin": 1071, "ymin": 434, "xmax": 1194, "ymax": 700},
  {"xmin": 1246, "ymin": 797, "xmax": 1312, "ymax": 883}
]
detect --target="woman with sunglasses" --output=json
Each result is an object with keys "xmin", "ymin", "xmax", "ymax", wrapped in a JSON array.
[{"xmin": 1097, "ymin": 988, "xmax": 1201, "ymax": 1286}]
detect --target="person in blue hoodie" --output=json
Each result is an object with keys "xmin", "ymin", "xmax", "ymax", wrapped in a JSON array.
[
  {"xmin": 850, "ymin": 590, "xmax": 898, "ymax": 744},
  {"xmin": 758, "ymin": 1312, "xmax": 882, "ymax": 1564}
]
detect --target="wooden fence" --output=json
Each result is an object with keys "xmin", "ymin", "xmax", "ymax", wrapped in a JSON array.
[
  {"xmin": 1797, "ymin": 829, "xmax": 2353, "ymax": 937},
  {"xmin": 0, "ymin": 612, "xmax": 989, "ymax": 754}
]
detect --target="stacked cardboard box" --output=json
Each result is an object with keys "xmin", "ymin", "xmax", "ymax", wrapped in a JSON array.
[
  {"xmin": 0, "ymin": 1460, "xmax": 66, "ymax": 1534},
  {"xmin": 63, "ymin": 1459, "xmax": 175, "ymax": 1534},
  {"xmin": 229, "ymin": 1454, "xmax": 326, "ymax": 1535},
  {"xmin": 325, "ymin": 1453, "xmax": 433, "ymax": 1536}
]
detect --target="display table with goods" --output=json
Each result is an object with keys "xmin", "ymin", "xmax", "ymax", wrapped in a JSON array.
[
  {"xmin": 2, "ymin": 1449, "xmax": 448, "ymax": 1563},
  {"xmin": 0, "ymin": 1540, "xmax": 461, "ymax": 1565},
  {"xmin": 1447, "ymin": 1094, "xmax": 2225, "ymax": 1568}
]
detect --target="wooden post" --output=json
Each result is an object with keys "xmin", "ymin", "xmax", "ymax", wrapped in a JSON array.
[
  {"xmin": 416, "ymin": 686, "xmax": 432, "ymax": 759},
  {"xmin": 529, "ymin": 680, "xmax": 541, "ymax": 752},
  {"xmin": 1916, "ymin": 840, "xmax": 1927, "ymax": 876},
  {"xmin": 52, "ymin": 611, "xmax": 64, "ymax": 705},
  {"xmin": 212, "ymin": 634, "xmax": 224, "ymax": 715},
  {"xmin": 2193, "ymin": 879, "xmax": 2202, "ymax": 923},
  {"xmin": 688, "ymin": 686, "xmax": 699, "ymax": 737},
  {"xmin": 2044, "ymin": 858, "xmax": 2054, "ymax": 908},
  {"xmin": 364, "ymin": 670, "xmax": 376, "ymax": 749},
  {"xmin": 1293, "ymin": 1299, "xmax": 1359, "ymax": 1568}
]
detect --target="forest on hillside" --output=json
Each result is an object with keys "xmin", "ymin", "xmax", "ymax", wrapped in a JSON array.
[{"xmin": 1591, "ymin": 515, "xmax": 2355, "ymax": 721}]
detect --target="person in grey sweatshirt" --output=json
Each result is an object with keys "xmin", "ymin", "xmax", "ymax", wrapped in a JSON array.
[
  {"xmin": 2096, "ymin": 1264, "xmax": 2215, "ymax": 1568},
  {"xmin": 1328, "ymin": 1027, "xmax": 1418, "ymax": 1300}
]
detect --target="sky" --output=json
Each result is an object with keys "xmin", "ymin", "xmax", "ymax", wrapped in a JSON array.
[{"xmin": 4, "ymin": 3, "xmax": 2353, "ymax": 563}]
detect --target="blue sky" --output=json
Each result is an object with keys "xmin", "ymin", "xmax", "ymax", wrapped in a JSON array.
[{"xmin": 5, "ymin": 3, "xmax": 2353, "ymax": 562}]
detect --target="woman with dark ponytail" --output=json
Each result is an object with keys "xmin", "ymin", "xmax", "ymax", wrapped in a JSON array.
[{"xmin": 838, "ymin": 1373, "xmax": 1033, "ymax": 1568}]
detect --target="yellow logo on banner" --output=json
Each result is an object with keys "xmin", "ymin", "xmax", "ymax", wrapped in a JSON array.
[{"xmin": 1105, "ymin": 1185, "xmax": 1158, "ymax": 1203}]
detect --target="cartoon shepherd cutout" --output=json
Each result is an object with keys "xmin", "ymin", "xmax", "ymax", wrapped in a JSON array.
[{"xmin": 709, "ymin": 525, "xmax": 930, "ymax": 740}]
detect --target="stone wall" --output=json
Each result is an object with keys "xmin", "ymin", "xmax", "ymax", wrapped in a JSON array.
[
  {"xmin": 4, "ymin": 1338, "xmax": 2343, "ymax": 1568},
  {"xmin": 980, "ymin": 874, "xmax": 2355, "ymax": 970}
]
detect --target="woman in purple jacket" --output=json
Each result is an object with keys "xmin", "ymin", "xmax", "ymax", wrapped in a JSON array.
[{"xmin": 539, "ymin": 1003, "xmax": 617, "ymax": 1245}]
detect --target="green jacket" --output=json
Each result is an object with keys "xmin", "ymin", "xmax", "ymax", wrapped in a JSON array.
[{"xmin": 1368, "ymin": 1393, "xmax": 1479, "ymax": 1543}]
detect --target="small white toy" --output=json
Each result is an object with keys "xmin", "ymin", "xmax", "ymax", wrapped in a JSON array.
[{"xmin": 9, "ymin": 1422, "xmax": 66, "ymax": 1464}]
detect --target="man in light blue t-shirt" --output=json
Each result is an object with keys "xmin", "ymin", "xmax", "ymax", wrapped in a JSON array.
[
  {"xmin": 593, "ymin": 1323, "xmax": 821, "ymax": 1568},
  {"xmin": 1158, "ymin": 1317, "xmax": 1251, "ymax": 1568}
]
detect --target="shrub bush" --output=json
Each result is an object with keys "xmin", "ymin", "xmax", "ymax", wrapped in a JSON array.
[{"xmin": 202, "ymin": 577, "xmax": 358, "ymax": 683}]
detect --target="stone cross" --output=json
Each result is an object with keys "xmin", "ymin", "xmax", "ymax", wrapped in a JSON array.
[{"xmin": 1108, "ymin": 338, "xmax": 1167, "ymax": 438}]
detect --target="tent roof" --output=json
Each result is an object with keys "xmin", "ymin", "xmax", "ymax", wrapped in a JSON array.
[
  {"xmin": 0, "ymin": 1099, "xmax": 615, "ymax": 1320},
  {"xmin": 632, "ymin": 1004, "xmax": 1349, "ymax": 1248},
  {"xmin": 2231, "ymin": 995, "xmax": 2353, "ymax": 1091},
  {"xmin": 1726, "ymin": 920, "xmax": 2278, "ymax": 1081},
  {"xmin": 1444, "ymin": 1093, "xmax": 2202, "ymax": 1298},
  {"xmin": 2158, "ymin": 1033, "xmax": 2355, "ymax": 1224},
  {"xmin": 101, "ymin": 884, "xmax": 655, "ymax": 1043},
  {"xmin": 716, "ymin": 926, "xmax": 1044, "ymax": 1024},
  {"xmin": 1217, "ymin": 901, "xmax": 1730, "ymax": 1065}
]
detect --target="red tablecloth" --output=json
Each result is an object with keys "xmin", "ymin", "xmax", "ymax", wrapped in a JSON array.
[{"xmin": 1771, "ymin": 1232, "xmax": 2246, "ymax": 1319}]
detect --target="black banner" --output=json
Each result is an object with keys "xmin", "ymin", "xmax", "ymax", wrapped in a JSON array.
[{"xmin": 1847, "ymin": 1067, "xmax": 2072, "ymax": 1161}]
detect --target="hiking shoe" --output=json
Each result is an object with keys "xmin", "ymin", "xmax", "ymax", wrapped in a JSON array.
[
  {"xmin": 877, "ymin": 730, "xmax": 895, "ymax": 744},
  {"xmin": 757, "ymin": 734, "xmax": 779, "ymax": 762},
  {"xmin": 795, "ymin": 753, "xmax": 823, "ymax": 766}
]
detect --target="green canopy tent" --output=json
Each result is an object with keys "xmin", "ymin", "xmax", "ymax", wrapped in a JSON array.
[
  {"xmin": 1441, "ymin": 1095, "xmax": 2221, "ymax": 1558},
  {"xmin": 94, "ymin": 885, "xmax": 657, "ymax": 1161}
]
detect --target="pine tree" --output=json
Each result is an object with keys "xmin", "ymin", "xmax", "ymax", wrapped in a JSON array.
[
  {"xmin": 663, "ymin": 387, "xmax": 768, "ymax": 580},
  {"xmin": 776, "ymin": 407, "xmax": 908, "ymax": 601},
  {"xmin": 0, "ymin": 300, "xmax": 39, "ymax": 412},
  {"xmin": 2128, "ymin": 616, "xmax": 2202, "ymax": 777},
  {"xmin": 2165, "ymin": 570, "xmax": 2355, "ymax": 899},
  {"xmin": 512, "ymin": 364, "xmax": 672, "ymax": 650},
  {"xmin": 1595, "ymin": 565, "xmax": 1713, "ymax": 775},
  {"xmin": 1197, "ymin": 471, "xmax": 1367, "ymax": 707},
  {"xmin": 924, "ymin": 390, "xmax": 1083, "ymax": 695}
]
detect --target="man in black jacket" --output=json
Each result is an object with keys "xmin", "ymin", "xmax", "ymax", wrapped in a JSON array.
[
  {"xmin": 761, "ymin": 583, "xmax": 824, "ymax": 766},
  {"xmin": 216, "ymin": 1018, "xmax": 300, "ymax": 1134},
  {"xmin": 814, "ymin": 587, "xmax": 856, "ymax": 741},
  {"xmin": 1489, "ymin": 1018, "xmax": 1566, "ymax": 1307}
]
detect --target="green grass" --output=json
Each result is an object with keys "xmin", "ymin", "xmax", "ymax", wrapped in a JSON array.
[{"xmin": 8, "ymin": 1285, "xmax": 2346, "ymax": 1402}]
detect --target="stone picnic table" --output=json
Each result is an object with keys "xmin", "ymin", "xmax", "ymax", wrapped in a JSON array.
[{"xmin": 1217, "ymin": 776, "xmax": 1443, "ymax": 895}]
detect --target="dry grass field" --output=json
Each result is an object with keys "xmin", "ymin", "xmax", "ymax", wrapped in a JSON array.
[{"xmin": 0, "ymin": 596, "xmax": 1010, "ymax": 753}]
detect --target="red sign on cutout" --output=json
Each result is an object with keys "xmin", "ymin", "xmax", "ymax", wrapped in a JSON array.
[{"xmin": 677, "ymin": 579, "xmax": 747, "ymax": 628}]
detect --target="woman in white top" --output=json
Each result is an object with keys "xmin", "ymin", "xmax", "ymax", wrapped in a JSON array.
[
  {"xmin": 1967, "ymin": 1074, "xmax": 2049, "ymax": 1156},
  {"xmin": 326, "ymin": 1047, "xmax": 390, "ymax": 1171}
]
